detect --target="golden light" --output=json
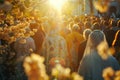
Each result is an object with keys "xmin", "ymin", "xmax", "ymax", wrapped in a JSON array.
[{"xmin": 49, "ymin": 0, "xmax": 66, "ymax": 10}]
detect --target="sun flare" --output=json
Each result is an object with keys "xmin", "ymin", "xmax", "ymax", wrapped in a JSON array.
[{"xmin": 49, "ymin": 0, "xmax": 66, "ymax": 10}]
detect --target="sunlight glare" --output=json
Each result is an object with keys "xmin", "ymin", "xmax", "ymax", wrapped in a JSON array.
[{"xmin": 49, "ymin": 0, "xmax": 66, "ymax": 10}]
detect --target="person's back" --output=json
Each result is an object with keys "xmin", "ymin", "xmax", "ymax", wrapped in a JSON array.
[
  {"xmin": 42, "ymin": 31, "xmax": 67, "ymax": 60},
  {"xmin": 30, "ymin": 22, "xmax": 45, "ymax": 54},
  {"xmin": 78, "ymin": 29, "xmax": 92, "ymax": 68},
  {"xmin": 41, "ymin": 20, "xmax": 68, "ymax": 74},
  {"xmin": 79, "ymin": 51, "xmax": 119, "ymax": 80},
  {"xmin": 65, "ymin": 30, "xmax": 84, "ymax": 72},
  {"xmin": 78, "ymin": 30, "xmax": 120, "ymax": 80},
  {"xmin": 13, "ymin": 37, "xmax": 35, "ymax": 80}
]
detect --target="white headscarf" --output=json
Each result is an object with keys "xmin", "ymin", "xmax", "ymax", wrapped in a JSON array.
[{"xmin": 83, "ymin": 30, "xmax": 109, "ymax": 59}]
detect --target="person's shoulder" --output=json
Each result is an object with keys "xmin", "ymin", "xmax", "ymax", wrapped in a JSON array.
[
  {"xmin": 108, "ymin": 56, "xmax": 117, "ymax": 61},
  {"xmin": 107, "ymin": 56, "xmax": 117, "ymax": 63},
  {"xmin": 108, "ymin": 56, "xmax": 120, "ymax": 68}
]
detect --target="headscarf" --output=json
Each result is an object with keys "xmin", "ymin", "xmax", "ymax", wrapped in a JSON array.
[
  {"xmin": 83, "ymin": 30, "xmax": 109, "ymax": 59},
  {"xmin": 78, "ymin": 30, "xmax": 120, "ymax": 80}
]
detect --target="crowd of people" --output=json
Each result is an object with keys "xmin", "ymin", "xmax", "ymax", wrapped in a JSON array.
[{"xmin": 0, "ymin": 0, "xmax": 120, "ymax": 80}]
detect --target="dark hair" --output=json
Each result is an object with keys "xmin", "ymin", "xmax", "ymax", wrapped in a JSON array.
[
  {"xmin": 83, "ymin": 29, "xmax": 92, "ymax": 40},
  {"xmin": 103, "ymin": 21, "xmax": 109, "ymax": 27},
  {"xmin": 111, "ymin": 19, "xmax": 117, "ymax": 27},
  {"xmin": 84, "ymin": 21, "xmax": 91, "ymax": 28},
  {"xmin": 92, "ymin": 22, "xmax": 100, "ymax": 30}
]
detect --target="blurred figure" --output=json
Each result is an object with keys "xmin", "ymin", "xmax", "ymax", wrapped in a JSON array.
[
  {"xmin": 78, "ymin": 30, "xmax": 120, "ymax": 80},
  {"xmin": 66, "ymin": 24, "xmax": 84, "ymax": 72},
  {"xmin": 41, "ymin": 19, "xmax": 68, "ymax": 75},
  {"xmin": 14, "ymin": 27, "xmax": 36, "ymax": 58},
  {"xmin": 78, "ymin": 29, "xmax": 92, "ymax": 67},
  {"xmin": 13, "ymin": 28, "xmax": 35, "ymax": 80},
  {"xmin": 104, "ymin": 20, "xmax": 117, "ymax": 47},
  {"xmin": 29, "ymin": 21, "xmax": 45, "ymax": 54}
]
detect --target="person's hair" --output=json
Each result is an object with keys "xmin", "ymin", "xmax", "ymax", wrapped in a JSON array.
[
  {"xmin": 72, "ymin": 24, "xmax": 80, "ymax": 31},
  {"xmin": 92, "ymin": 22, "xmax": 100, "ymax": 30},
  {"xmin": 83, "ymin": 29, "xmax": 92, "ymax": 40},
  {"xmin": 111, "ymin": 19, "xmax": 117, "ymax": 27},
  {"xmin": 30, "ymin": 22, "xmax": 39, "ymax": 30},
  {"xmin": 84, "ymin": 21, "xmax": 91, "ymax": 29},
  {"xmin": 103, "ymin": 21, "xmax": 109, "ymax": 27}
]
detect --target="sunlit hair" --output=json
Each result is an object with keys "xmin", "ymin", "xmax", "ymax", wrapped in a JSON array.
[
  {"xmin": 72, "ymin": 24, "xmax": 80, "ymax": 31},
  {"xmin": 103, "ymin": 21, "xmax": 109, "ymax": 27},
  {"xmin": 83, "ymin": 29, "xmax": 92, "ymax": 40},
  {"xmin": 92, "ymin": 22, "xmax": 100, "ymax": 30},
  {"xmin": 112, "ymin": 30, "xmax": 120, "ymax": 46},
  {"xmin": 84, "ymin": 21, "xmax": 91, "ymax": 29}
]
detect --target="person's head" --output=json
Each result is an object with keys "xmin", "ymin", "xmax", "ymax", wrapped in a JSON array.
[
  {"xmin": 110, "ymin": 19, "xmax": 117, "ymax": 27},
  {"xmin": 103, "ymin": 21, "xmax": 109, "ymax": 28},
  {"xmin": 83, "ymin": 29, "xmax": 92, "ymax": 40},
  {"xmin": 84, "ymin": 21, "xmax": 91, "ymax": 29},
  {"xmin": 74, "ymin": 16, "xmax": 79, "ymax": 23},
  {"xmin": 48, "ymin": 17, "xmax": 62, "ymax": 31},
  {"xmin": 25, "ymin": 27, "xmax": 31, "ymax": 34},
  {"xmin": 86, "ymin": 30, "xmax": 109, "ymax": 59},
  {"xmin": 83, "ymin": 30, "xmax": 109, "ymax": 59},
  {"xmin": 89, "ymin": 30, "xmax": 106, "ymax": 48},
  {"xmin": 92, "ymin": 22, "xmax": 100, "ymax": 30},
  {"xmin": 72, "ymin": 24, "xmax": 80, "ymax": 32},
  {"xmin": 29, "ymin": 22, "xmax": 39, "ymax": 30}
]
